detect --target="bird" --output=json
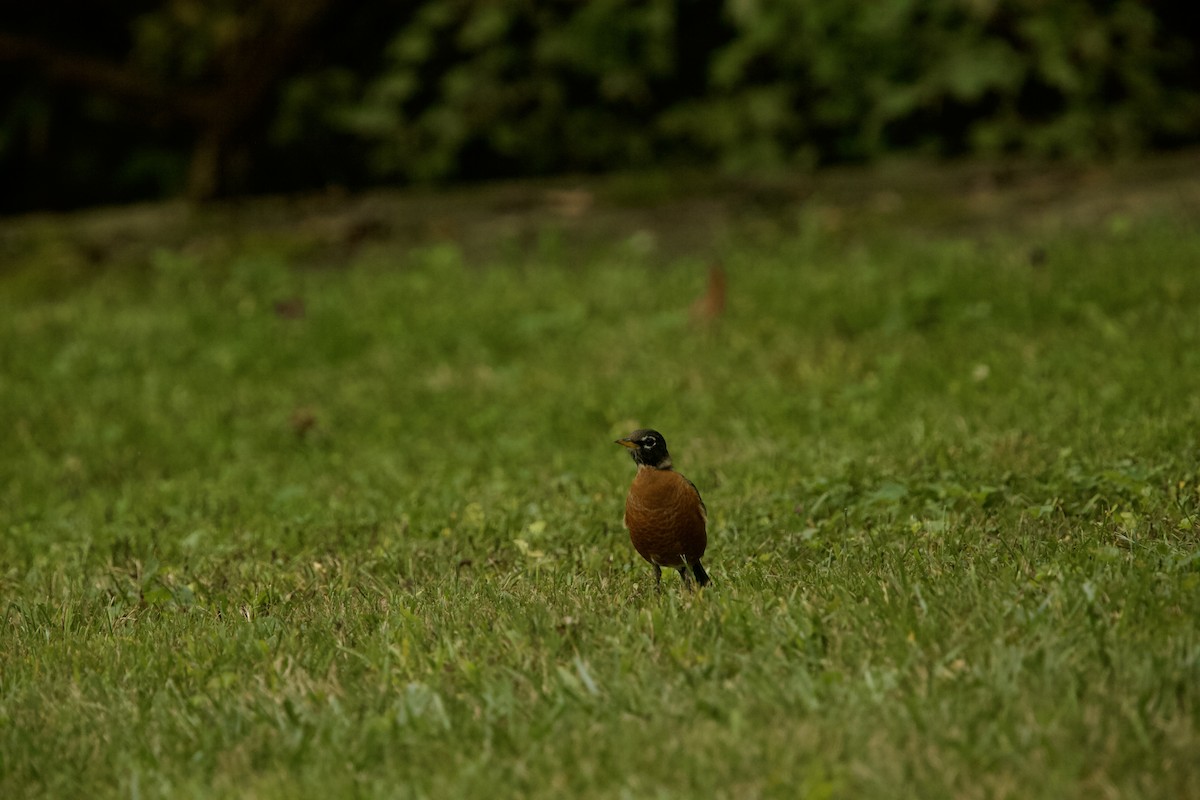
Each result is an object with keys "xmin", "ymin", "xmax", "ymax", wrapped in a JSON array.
[{"xmin": 615, "ymin": 429, "xmax": 711, "ymax": 587}]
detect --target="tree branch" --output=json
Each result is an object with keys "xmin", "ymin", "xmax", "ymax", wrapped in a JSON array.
[
  {"xmin": 0, "ymin": 31, "xmax": 212, "ymax": 120},
  {"xmin": 0, "ymin": 0, "xmax": 336, "ymax": 198}
]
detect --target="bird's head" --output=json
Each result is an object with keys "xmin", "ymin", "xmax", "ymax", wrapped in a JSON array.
[{"xmin": 615, "ymin": 429, "xmax": 672, "ymax": 469}]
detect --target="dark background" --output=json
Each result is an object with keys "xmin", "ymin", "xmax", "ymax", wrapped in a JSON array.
[{"xmin": 2, "ymin": 0, "xmax": 1198, "ymax": 213}]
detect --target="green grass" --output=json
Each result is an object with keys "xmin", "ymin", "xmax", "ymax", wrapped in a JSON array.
[{"xmin": 2, "ymin": 166, "xmax": 1199, "ymax": 799}]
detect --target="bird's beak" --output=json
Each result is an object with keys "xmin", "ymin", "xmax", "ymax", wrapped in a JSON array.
[{"xmin": 615, "ymin": 438, "xmax": 637, "ymax": 449}]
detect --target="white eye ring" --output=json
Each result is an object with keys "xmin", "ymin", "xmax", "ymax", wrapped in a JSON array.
[{"xmin": 642, "ymin": 436, "xmax": 657, "ymax": 448}]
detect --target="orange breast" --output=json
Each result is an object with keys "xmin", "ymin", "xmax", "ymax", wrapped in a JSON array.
[{"xmin": 624, "ymin": 467, "xmax": 707, "ymax": 568}]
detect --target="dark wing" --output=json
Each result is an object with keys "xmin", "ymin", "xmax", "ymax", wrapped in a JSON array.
[{"xmin": 683, "ymin": 476, "xmax": 707, "ymax": 524}]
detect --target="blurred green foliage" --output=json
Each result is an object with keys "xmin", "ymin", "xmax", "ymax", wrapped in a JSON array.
[
  {"xmin": 2, "ymin": 0, "xmax": 1198, "ymax": 208},
  {"xmin": 287, "ymin": 0, "xmax": 1200, "ymax": 179}
]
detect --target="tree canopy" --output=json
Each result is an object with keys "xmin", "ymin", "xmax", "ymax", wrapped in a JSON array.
[{"xmin": 2, "ymin": 0, "xmax": 1198, "ymax": 211}]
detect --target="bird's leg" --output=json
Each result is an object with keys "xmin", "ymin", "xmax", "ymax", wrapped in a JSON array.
[{"xmin": 653, "ymin": 564, "xmax": 663, "ymax": 589}]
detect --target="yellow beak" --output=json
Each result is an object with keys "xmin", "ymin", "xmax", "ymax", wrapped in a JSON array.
[{"xmin": 615, "ymin": 438, "xmax": 637, "ymax": 449}]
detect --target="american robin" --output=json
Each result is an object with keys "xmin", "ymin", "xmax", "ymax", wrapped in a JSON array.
[{"xmin": 615, "ymin": 429, "xmax": 711, "ymax": 587}]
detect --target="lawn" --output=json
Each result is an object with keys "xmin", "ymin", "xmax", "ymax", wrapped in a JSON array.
[{"xmin": 2, "ymin": 159, "xmax": 1199, "ymax": 799}]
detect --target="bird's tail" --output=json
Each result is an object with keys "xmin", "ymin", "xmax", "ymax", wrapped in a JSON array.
[{"xmin": 691, "ymin": 560, "xmax": 711, "ymax": 587}]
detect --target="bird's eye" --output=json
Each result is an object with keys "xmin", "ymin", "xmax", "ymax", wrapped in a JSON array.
[{"xmin": 642, "ymin": 436, "xmax": 657, "ymax": 448}]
